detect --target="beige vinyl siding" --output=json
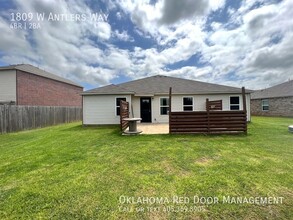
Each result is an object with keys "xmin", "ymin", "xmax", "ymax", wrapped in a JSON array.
[
  {"xmin": 152, "ymin": 94, "xmax": 251, "ymax": 123},
  {"xmin": 83, "ymin": 95, "xmax": 131, "ymax": 125},
  {"xmin": 152, "ymin": 96, "xmax": 169, "ymax": 123},
  {"xmin": 83, "ymin": 93, "xmax": 251, "ymax": 125},
  {"xmin": 131, "ymin": 96, "xmax": 141, "ymax": 118},
  {"xmin": 246, "ymin": 94, "xmax": 251, "ymax": 121},
  {"xmin": 0, "ymin": 70, "xmax": 16, "ymax": 102}
]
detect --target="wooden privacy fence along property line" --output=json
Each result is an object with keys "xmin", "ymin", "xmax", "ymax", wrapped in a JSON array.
[
  {"xmin": 169, "ymin": 87, "xmax": 247, "ymax": 134},
  {"xmin": 120, "ymin": 100, "xmax": 129, "ymax": 131},
  {"xmin": 0, "ymin": 105, "xmax": 82, "ymax": 134}
]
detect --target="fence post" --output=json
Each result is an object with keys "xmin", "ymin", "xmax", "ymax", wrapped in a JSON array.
[
  {"xmin": 242, "ymin": 87, "xmax": 247, "ymax": 134},
  {"xmin": 169, "ymin": 87, "xmax": 172, "ymax": 134},
  {"xmin": 0, "ymin": 106, "xmax": 2, "ymax": 134},
  {"xmin": 242, "ymin": 87, "xmax": 247, "ymax": 112},
  {"xmin": 7, "ymin": 105, "xmax": 11, "ymax": 133},
  {"xmin": 206, "ymin": 98, "xmax": 210, "ymax": 134},
  {"xmin": 3, "ymin": 105, "xmax": 7, "ymax": 134}
]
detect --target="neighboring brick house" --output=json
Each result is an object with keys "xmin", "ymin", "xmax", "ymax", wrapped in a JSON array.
[
  {"xmin": 0, "ymin": 64, "xmax": 83, "ymax": 106},
  {"xmin": 251, "ymin": 80, "xmax": 293, "ymax": 117}
]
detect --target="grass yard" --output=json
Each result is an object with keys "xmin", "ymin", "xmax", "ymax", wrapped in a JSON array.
[{"xmin": 0, "ymin": 117, "xmax": 292, "ymax": 219}]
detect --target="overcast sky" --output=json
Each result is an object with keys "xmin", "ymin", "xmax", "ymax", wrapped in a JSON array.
[{"xmin": 0, "ymin": 0, "xmax": 292, "ymax": 90}]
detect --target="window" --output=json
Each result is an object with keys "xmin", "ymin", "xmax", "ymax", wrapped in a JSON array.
[
  {"xmin": 116, "ymin": 97, "xmax": 126, "ymax": 116},
  {"xmin": 160, "ymin": 98, "xmax": 169, "ymax": 115},
  {"xmin": 230, "ymin": 96, "xmax": 240, "ymax": 110},
  {"xmin": 262, "ymin": 99, "xmax": 269, "ymax": 111},
  {"xmin": 183, "ymin": 97, "xmax": 193, "ymax": 111}
]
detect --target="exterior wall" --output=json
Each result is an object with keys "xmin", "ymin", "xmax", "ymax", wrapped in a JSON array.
[
  {"xmin": 132, "ymin": 96, "xmax": 141, "ymax": 118},
  {"xmin": 17, "ymin": 70, "xmax": 82, "ymax": 106},
  {"xmin": 131, "ymin": 93, "xmax": 251, "ymax": 123},
  {"xmin": 83, "ymin": 95, "xmax": 131, "ymax": 125},
  {"xmin": 83, "ymin": 93, "xmax": 251, "ymax": 125},
  {"xmin": 251, "ymin": 97, "xmax": 293, "ymax": 117},
  {"xmin": 246, "ymin": 94, "xmax": 251, "ymax": 122},
  {"xmin": 152, "ymin": 95, "xmax": 169, "ymax": 123},
  {"xmin": 0, "ymin": 70, "xmax": 16, "ymax": 102}
]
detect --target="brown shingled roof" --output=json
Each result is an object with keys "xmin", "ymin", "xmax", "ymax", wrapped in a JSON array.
[
  {"xmin": 82, "ymin": 75, "xmax": 252, "ymax": 95},
  {"xmin": 82, "ymin": 84, "xmax": 134, "ymax": 95},
  {"xmin": 251, "ymin": 80, "xmax": 293, "ymax": 99}
]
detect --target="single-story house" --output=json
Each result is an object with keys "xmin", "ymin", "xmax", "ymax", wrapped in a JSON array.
[
  {"xmin": 0, "ymin": 64, "xmax": 83, "ymax": 106},
  {"xmin": 82, "ymin": 75, "xmax": 251, "ymax": 125},
  {"xmin": 251, "ymin": 80, "xmax": 293, "ymax": 117}
]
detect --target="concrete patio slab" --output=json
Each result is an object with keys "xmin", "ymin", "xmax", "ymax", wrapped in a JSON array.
[{"xmin": 137, "ymin": 123, "xmax": 169, "ymax": 134}]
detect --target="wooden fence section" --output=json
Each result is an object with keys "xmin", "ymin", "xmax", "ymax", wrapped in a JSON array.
[
  {"xmin": 169, "ymin": 111, "xmax": 247, "ymax": 134},
  {"xmin": 207, "ymin": 99, "xmax": 222, "ymax": 111},
  {"xmin": 0, "ymin": 105, "xmax": 82, "ymax": 134},
  {"xmin": 120, "ymin": 100, "xmax": 129, "ymax": 131},
  {"xmin": 169, "ymin": 87, "xmax": 247, "ymax": 134}
]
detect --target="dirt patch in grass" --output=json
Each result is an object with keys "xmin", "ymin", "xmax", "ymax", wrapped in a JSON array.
[
  {"xmin": 159, "ymin": 160, "xmax": 191, "ymax": 177},
  {"xmin": 195, "ymin": 156, "xmax": 220, "ymax": 166}
]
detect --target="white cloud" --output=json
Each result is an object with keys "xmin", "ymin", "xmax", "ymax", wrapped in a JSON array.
[
  {"xmin": 103, "ymin": 47, "xmax": 132, "ymax": 70},
  {"xmin": 116, "ymin": 12, "xmax": 122, "ymax": 20},
  {"xmin": 210, "ymin": 22, "xmax": 222, "ymax": 31},
  {"xmin": 112, "ymin": 30, "xmax": 133, "ymax": 42},
  {"xmin": 209, "ymin": 0, "xmax": 226, "ymax": 12},
  {"xmin": 92, "ymin": 22, "xmax": 111, "ymax": 40}
]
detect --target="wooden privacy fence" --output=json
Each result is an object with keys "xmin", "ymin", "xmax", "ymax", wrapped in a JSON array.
[
  {"xmin": 0, "ymin": 105, "xmax": 82, "ymax": 134},
  {"xmin": 120, "ymin": 100, "xmax": 129, "ymax": 131},
  {"xmin": 169, "ymin": 87, "xmax": 247, "ymax": 134},
  {"xmin": 169, "ymin": 111, "xmax": 247, "ymax": 134}
]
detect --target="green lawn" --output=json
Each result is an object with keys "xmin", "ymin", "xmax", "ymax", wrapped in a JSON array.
[{"xmin": 0, "ymin": 117, "xmax": 292, "ymax": 219}]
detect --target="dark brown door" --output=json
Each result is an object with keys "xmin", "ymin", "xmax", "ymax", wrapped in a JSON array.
[{"xmin": 140, "ymin": 97, "xmax": 152, "ymax": 122}]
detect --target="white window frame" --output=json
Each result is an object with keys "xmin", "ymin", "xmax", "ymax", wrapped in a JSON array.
[
  {"xmin": 115, "ymin": 97, "xmax": 127, "ymax": 116},
  {"xmin": 262, "ymin": 99, "xmax": 269, "ymax": 111},
  {"xmin": 183, "ymin": 97, "xmax": 193, "ymax": 111},
  {"xmin": 229, "ymin": 96, "xmax": 240, "ymax": 110},
  {"xmin": 160, "ymin": 97, "xmax": 169, "ymax": 115}
]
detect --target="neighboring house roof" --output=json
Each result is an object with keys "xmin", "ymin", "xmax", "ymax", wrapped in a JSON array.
[
  {"xmin": 251, "ymin": 80, "xmax": 293, "ymax": 99},
  {"xmin": 83, "ymin": 75, "xmax": 252, "ymax": 95},
  {"xmin": 0, "ymin": 64, "xmax": 82, "ymax": 87}
]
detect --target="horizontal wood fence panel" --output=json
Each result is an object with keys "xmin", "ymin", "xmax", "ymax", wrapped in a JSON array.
[
  {"xmin": 171, "ymin": 122, "xmax": 208, "ymax": 125},
  {"xmin": 172, "ymin": 124, "xmax": 209, "ymax": 128},
  {"xmin": 209, "ymin": 120, "xmax": 246, "ymax": 124},
  {"xmin": 0, "ymin": 105, "xmax": 82, "ymax": 134},
  {"xmin": 170, "ymin": 111, "xmax": 208, "ymax": 115},
  {"xmin": 170, "ymin": 111, "xmax": 247, "ymax": 134}
]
